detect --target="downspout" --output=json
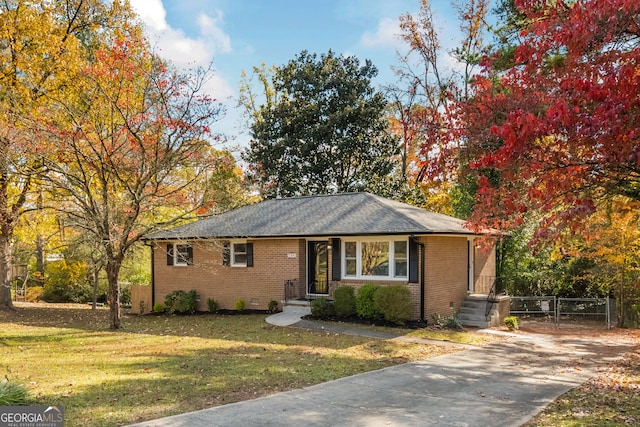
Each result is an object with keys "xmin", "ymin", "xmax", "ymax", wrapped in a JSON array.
[
  {"xmin": 419, "ymin": 240, "xmax": 426, "ymax": 323},
  {"xmin": 149, "ymin": 243, "xmax": 155, "ymax": 309}
]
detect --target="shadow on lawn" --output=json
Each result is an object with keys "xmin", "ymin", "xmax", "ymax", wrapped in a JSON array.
[
  {"xmin": 0, "ymin": 303, "xmax": 393, "ymax": 350},
  {"xmin": 31, "ymin": 340, "xmax": 403, "ymax": 427}
]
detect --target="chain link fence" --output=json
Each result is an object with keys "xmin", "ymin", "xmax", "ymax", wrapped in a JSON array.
[{"xmin": 509, "ymin": 296, "xmax": 613, "ymax": 329}]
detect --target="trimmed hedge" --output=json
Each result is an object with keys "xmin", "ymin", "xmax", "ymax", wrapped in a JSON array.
[
  {"xmin": 333, "ymin": 286, "xmax": 356, "ymax": 318},
  {"xmin": 356, "ymin": 283, "xmax": 382, "ymax": 319},
  {"xmin": 164, "ymin": 290, "xmax": 198, "ymax": 314},
  {"xmin": 310, "ymin": 298, "xmax": 335, "ymax": 318},
  {"xmin": 374, "ymin": 285, "xmax": 412, "ymax": 325}
]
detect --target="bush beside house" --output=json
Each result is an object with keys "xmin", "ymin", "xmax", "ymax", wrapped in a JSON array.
[{"xmin": 311, "ymin": 284, "xmax": 414, "ymax": 326}]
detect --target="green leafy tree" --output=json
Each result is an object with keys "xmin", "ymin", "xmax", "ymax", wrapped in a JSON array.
[{"xmin": 240, "ymin": 50, "xmax": 398, "ymax": 198}]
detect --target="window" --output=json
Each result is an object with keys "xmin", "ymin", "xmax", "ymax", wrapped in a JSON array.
[
  {"xmin": 166, "ymin": 243, "xmax": 193, "ymax": 266},
  {"xmin": 223, "ymin": 241, "xmax": 254, "ymax": 267},
  {"xmin": 394, "ymin": 241, "xmax": 408, "ymax": 278},
  {"xmin": 232, "ymin": 243, "xmax": 247, "ymax": 266},
  {"xmin": 342, "ymin": 239, "xmax": 408, "ymax": 280},
  {"xmin": 345, "ymin": 242, "xmax": 357, "ymax": 277},
  {"xmin": 362, "ymin": 241, "xmax": 389, "ymax": 276}
]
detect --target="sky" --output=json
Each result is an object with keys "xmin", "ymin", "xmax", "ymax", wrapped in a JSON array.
[{"xmin": 129, "ymin": 0, "xmax": 470, "ymax": 151}]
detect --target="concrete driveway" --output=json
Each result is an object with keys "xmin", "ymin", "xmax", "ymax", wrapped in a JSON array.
[{"xmin": 126, "ymin": 326, "xmax": 634, "ymax": 427}]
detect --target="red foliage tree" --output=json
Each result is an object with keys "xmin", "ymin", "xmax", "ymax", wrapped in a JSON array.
[{"xmin": 462, "ymin": 0, "xmax": 640, "ymax": 238}]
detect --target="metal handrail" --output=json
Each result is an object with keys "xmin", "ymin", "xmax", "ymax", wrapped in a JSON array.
[
  {"xmin": 284, "ymin": 279, "xmax": 298, "ymax": 303},
  {"xmin": 485, "ymin": 277, "xmax": 498, "ymax": 320}
]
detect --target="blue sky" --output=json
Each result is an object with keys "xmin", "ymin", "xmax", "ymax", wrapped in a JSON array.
[{"xmin": 129, "ymin": 0, "xmax": 469, "ymax": 149}]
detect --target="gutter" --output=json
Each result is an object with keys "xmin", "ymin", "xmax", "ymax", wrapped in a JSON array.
[
  {"xmin": 419, "ymin": 240, "xmax": 426, "ymax": 323},
  {"xmin": 144, "ymin": 242, "xmax": 155, "ymax": 310},
  {"xmin": 410, "ymin": 235, "xmax": 426, "ymax": 323}
]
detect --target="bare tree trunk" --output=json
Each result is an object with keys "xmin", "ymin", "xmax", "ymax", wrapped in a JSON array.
[
  {"xmin": 106, "ymin": 260, "xmax": 122, "ymax": 329},
  {"xmin": 36, "ymin": 234, "xmax": 45, "ymax": 286},
  {"xmin": 91, "ymin": 267, "xmax": 99, "ymax": 311},
  {"xmin": 0, "ymin": 232, "xmax": 16, "ymax": 310}
]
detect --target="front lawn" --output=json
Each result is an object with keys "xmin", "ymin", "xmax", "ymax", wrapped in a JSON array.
[
  {"xmin": 0, "ymin": 303, "xmax": 463, "ymax": 426},
  {"xmin": 524, "ymin": 340, "xmax": 640, "ymax": 426}
]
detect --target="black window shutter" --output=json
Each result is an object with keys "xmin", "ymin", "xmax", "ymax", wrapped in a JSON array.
[
  {"xmin": 331, "ymin": 238, "xmax": 341, "ymax": 281},
  {"xmin": 166, "ymin": 243, "xmax": 174, "ymax": 266},
  {"xmin": 409, "ymin": 238, "xmax": 419, "ymax": 283},
  {"xmin": 186, "ymin": 245, "xmax": 193, "ymax": 265},
  {"xmin": 246, "ymin": 243, "xmax": 254, "ymax": 267},
  {"xmin": 222, "ymin": 242, "xmax": 230, "ymax": 266}
]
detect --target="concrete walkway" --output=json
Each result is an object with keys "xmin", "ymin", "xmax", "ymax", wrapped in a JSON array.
[
  {"xmin": 127, "ymin": 310, "xmax": 635, "ymax": 427},
  {"xmin": 265, "ymin": 304, "xmax": 311, "ymax": 327}
]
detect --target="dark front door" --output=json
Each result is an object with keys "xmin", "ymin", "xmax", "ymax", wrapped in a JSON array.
[{"xmin": 308, "ymin": 241, "xmax": 328, "ymax": 295}]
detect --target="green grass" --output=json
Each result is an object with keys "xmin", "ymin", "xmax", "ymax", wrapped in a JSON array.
[
  {"xmin": 0, "ymin": 304, "xmax": 465, "ymax": 426},
  {"xmin": 0, "ymin": 380, "xmax": 29, "ymax": 405}
]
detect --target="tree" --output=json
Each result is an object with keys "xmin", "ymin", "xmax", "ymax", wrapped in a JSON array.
[
  {"xmin": 240, "ymin": 50, "xmax": 398, "ymax": 198},
  {"xmin": 37, "ymin": 32, "xmax": 228, "ymax": 328},
  {"xmin": 390, "ymin": 0, "xmax": 489, "ymax": 214},
  {"xmin": 571, "ymin": 199, "xmax": 640, "ymax": 327},
  {"xmin": 461, "ymin": 0, "xmax": 640, "ymax": 236},
  {"xmin": 0, "ymin": 0, "xmax": 136, "ymax": 310}
]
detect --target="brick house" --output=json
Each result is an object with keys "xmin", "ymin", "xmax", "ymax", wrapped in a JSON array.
[{"xmin": 143, "ymin": 192, "xmax": 503, "ymax": 324}]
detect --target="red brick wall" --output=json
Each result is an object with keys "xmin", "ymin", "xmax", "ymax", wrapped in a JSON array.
[
  {"xmin": 152, "ymin": 239, "xmax": 305, "ymax": 311},
  {"xmin": 474, "ymin": 239, "xmax": 497, "ymax": 294},
  {"xmin": 152, "ymin": 235, "xmax": 495, "ymax": 321},
  {"xmin": 328, "ymin": 235, "xmax": 485, "ymax": 321},
  {"xmin": 422, "ymin": 236, "xmax": 469, "ymax": 320}
]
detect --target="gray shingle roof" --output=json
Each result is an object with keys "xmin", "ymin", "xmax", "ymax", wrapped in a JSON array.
[{"xmin": 144, "ymin": 192, "xmax": 474, "ymax": 240}]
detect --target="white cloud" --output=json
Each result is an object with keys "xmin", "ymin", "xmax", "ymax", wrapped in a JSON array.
[
  {"xmin": 198, "ymin": 11, "xmax": 231, "ymax": 55},
  {"xmin": 129, "ymin": 0, "xmax": 234, "ymax": 99},
  {"xmin": 359, "ymin": 17, "xmax": 403, "ymax": 50},
  {"xmin": 131, "ymin": 0, "xmax": 168, "ymax": 32}
]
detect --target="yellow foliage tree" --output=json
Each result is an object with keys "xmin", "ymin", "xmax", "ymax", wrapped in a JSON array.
[
  {"xmin": 582, "ymin": 199, "xmax": 640, "ymax": 327},
  {"xmin": 0, "ymin": 0, "xmax": 112, "ymax": 309}
]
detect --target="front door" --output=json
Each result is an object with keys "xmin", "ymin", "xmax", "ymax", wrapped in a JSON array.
[{"xmin": 307, "ymin": 241, "xmax": 328, "ymax": 295}]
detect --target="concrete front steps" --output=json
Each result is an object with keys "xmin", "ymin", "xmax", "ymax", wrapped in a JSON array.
[{"xmin": 459, "ymin": 294, "xmax": 502, "ymax": 328}]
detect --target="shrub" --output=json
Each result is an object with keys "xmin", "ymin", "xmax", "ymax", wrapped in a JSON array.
[
  {"xmin": 504, "ymin": 316, "xmax": 519, "ymax": 331},
  {"xmin": 374, "ymin": 285, "xmax": 412, "ymax": 325},
  {"xmin": 431, "ymin": 313, "xmax": 462, "ymax": 329},
  {"xmin": 268, "ymin": 300, "xmax": 279, "ymax": 313},
  {"xmin": 235, "ymin": 299, "xmax": 245, "ymax": 312},
  {"xmin": 42, "ymin": 259, "xmax": 92, "ymax": 303},
  {"xmin": 445, "ymin": 315, "xmax": 462, "ymax": 329},
  {"xmin": 0, "ymin": 380, "xmax": 29, "ymax": 406},
  {"xmin": 207, "ymin": 298, "xmax": 219, "ymax": 313},
  {"xmin": 152, "ymin": 302, "xmax": 165, "ymax": 313},
  {"xmin": 164, "ymin": 290, "xmax": 198, "ymax": 314},
  {"xmin": 310, "ymin": 298, "xmax": 335, "ymax": 318},
  {"xmin": 333, "ymin": 286, "xmax": 356, "ymax": 318},
  {"xmin": 25, "ymin": 286, "xmax": 44, "ymax": 302},
  {"xmin": 356, "ymin": 284, "xmax": 381, "ymax": 319}
]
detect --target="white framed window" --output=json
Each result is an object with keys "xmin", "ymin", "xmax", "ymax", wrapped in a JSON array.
[
  {"xmin": 342, "ymin": 238, "xmax": 408, "ymax": 280},
  {"xmin": 232, "ymin": 243, "xmax": 247, "ymax": 266},
  {"xmin": 394, "ymin": 240, "xmax": 408, "ymax": 278},
  {"xmin": 223, "ymin": 240, "xmax": 254, "ymax": 268},
  {"xmin": 345, "ymin": 241, "xmax": 357, "ymax": 277},
  {"xmin": 167, "ymin": 243, "xmax": 193, "ymax": 266}
]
